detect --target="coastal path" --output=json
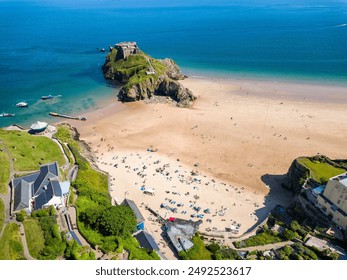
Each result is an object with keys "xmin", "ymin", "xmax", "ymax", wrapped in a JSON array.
[
  {"xmin": 236, "ymin": 240, "xmax": 293, "ymax": 252},
  {"xmin": 18, "ymin": 222, "xmax": 34, "ymax": 260}
]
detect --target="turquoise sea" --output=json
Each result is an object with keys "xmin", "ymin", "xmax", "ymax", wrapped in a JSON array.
[{"xmin": 0, "ymin": 0, "xmax": 347, "ymax": 127}]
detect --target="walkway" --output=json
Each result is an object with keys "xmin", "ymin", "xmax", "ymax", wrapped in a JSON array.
[
  {"xmin": 236, "ymin": 241, "xmax": 293, "ymax": 252},
  {"xmin": 19, "ymin": 223, "xmax": 34, "ymax": 260}
]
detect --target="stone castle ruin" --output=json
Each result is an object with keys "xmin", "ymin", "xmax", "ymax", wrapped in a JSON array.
[{"xmin": 115, "ymin": 41, "xmax": 140, "ymax": 60}]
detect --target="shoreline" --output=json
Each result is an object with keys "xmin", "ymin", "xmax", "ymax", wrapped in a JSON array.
[
  {"xmin": 68, "ymin": 75, "xmax": 347, "ymax": 194},
  {"xmin": 14, "ymin": 74, "xmax": 347, "ymax": 259},
  {"xmin": 2, "ymin": 72, "xmax": 347, "ymax": 130},
  {"xmin": 65, "ymin": 74, "xmax": 347, "ymax": 259}
]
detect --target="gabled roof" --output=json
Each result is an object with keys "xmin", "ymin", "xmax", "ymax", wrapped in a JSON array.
[
  {"xmin": 13, "ymin": 161, "xmax": 64, "ymax": 212},
  {"xmin": 134, "ymin": 231, "xmax": 159, "ymax": 251},
  {"xmin": 33, "ymin": 162, "xmax": 59, "ymax": 196},
  {"xmin": 122, "ymin": 199, "xmax": 145, "ymax": 224},
  {"xmin": 51, "ymin": 179, "xmax": 62, "ymax": 197},
  {"xmin": 34, "ymin": 191, "xmax": 48, "ymax": 210},
  {"xmin": 13, "ymin": 171, "xmax": 40, "ymax": 188},
  {"xmin": 13, "ymin": 180, "xmax": 32, "ymax": 212},
  {"xmin": 164, "ymin": 219, "xmax": 200, "ymax": 253}
]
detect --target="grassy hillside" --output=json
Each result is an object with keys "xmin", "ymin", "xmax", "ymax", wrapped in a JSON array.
[
  {"xmin": 0, "ymin": 129, "xmax": 65, "ymax": 172},
  {"xmin": 0, "ymin": 143, "xmax": 10, "ymax": 194},
  {"xmin": 23, "ymin": 219, "xmax": 45, "ymax": 259},
  {"xmin": 0, "ymin": 223, "xmax": 25, "ymax": 260},
  {"xmin": 104, "ymin": 49, "xmax": 167, "ymax": 89},
  {"xmin": 298, "ymin": 158, "xmax": 345, "ymax": 183},
  {"xmin": 54, "ymin": 125, "xmax": 159, "ymax": 259}
]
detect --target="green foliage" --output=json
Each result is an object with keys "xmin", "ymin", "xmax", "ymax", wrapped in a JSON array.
[
  {"xmin": 64, "ymin": 240, "xmax": 96, "ymax": 260},
  {"xmin": 23, "ymin": 219, "xmax": 45, "ymax": 259},
  {"xmin": 0, "ymin": 198, "xmax": 4, "ymax": 231},
  {"xmin": 54, "ymin": 126, "xmax": 72, "ymax": 143},
  {"xmin": 298, "ymin": 157, "xmax": 345, "ymax": 183},
  {"xmin": 104, "ymin": 49, "xmax": 171, "ymax": 92},
  {"xmin": 206, "ymin": 242, "xmax": 220, "ymax": 254},
  {"xmin": 179, "ymin": 234, "xmax": 212, "ymax": 260},
  {"xmin": 16, "ymin": 212, "xmax": 25, "ymax": 222},
  {"xmin": 290, "ymin": 220, "xmax": 301, "ymax": 231},
  {"xmin": 55, "ymin": 124, "xmax": 153, "ymax": 259},
  {"xmin": 283, "ymin": 229, "xmax": 298, "ymax": 240},
  {"xmin": 0, "ymin": 223, "xmax": 25, "ymax": 260},
  {"xmin": 99, "ymin": 236, "xmax": 122, "ymax": 254},
  {"xmin": 0, "ymin": 143, "xmax": 10, "ymax": 194},
  {"xmin": 234, "ymin": 230, "xmax": 283, "ymax": 248},
  {"xmin": 293, "ymin": 243, "xmax": 318, "ymax": 260},
  {"xmin": 216, "ymin": 246, "xmax": 242, "ymax": 260},
  {"xmin": 32, "ymin": 207, "xmax": 66, "ymax": 260},
  {"xmin": 278, "ymin": 245, "xmax": 294, "ymax": 260},
  {"xmin": 123, "ymin": 236, "xmax": 160, "ymax": 260},
  {"xmin": 96, "ymin": 206, "xmax": 136, "ymax": 237},
  {"xmin": 68, "ymin": 189, "xmax": 75, "ymax": 205},
  {"xmin": 80, "ymin": 205, "xmax": 136, "ymax": 238},
  {"xmin": 0, "ymin": 129, "xmax": 65, "ymax": 171}
]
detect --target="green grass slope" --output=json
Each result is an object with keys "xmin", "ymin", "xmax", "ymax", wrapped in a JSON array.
[
  {"xmin": 0, "ymin": 143, "xmax": 10, "ymax": 194},
  {"xmin": 0, "ymin": 129, "xmax": 65, "ymax": 172},
  {"xmin": 298, "ymin": 158, "xmax": 345, "ymax": 183},
  {"xmin": 0, "ymin": 223, "xmax": 25, "ymax": 260}
]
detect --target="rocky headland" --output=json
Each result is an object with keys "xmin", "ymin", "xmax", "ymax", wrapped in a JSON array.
[{"xmin": 102, "ymin": 42, "xmax": 196, "ymax": 107}]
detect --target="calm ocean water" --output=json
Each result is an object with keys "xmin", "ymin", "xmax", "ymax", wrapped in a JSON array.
[{"xmin": 0, "ymin": 0, "xmax": 346, "ymax": 127}]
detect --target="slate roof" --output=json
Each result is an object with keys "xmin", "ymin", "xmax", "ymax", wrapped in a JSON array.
[
  {"xmin": 35, "ymin": 191, "xmax": 48, "ymax": 210},
  {"xmin": 134, "ymin": 231, "xmax": 159, "ymax": 251},
  {"xmin": 12, "ymin": 171, "xmax": 40, "ymax": 187},
  {"xmin": 51, "ymin": 179, "xmax": 62, "ymax": 197},
  {"xmin": 13, "ymin": 162, "xmax": 64, "ymax": 212},
  {"xmin": 164, "ymin": 219, "xmax": 200, "ymax": 253},
  {"xmin": 33, "ymin": 162, "xmax": 59, "ymax": 196},
  {"xmin": 122, "ymin": 199, "xmax": 145, "ymax": 224},
  {"xmin": 13, "ymin": 181, "xmax": 32, "ymax": 212}
]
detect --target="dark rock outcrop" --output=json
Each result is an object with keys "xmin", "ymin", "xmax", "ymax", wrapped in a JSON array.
[
  {"xmin": 281, "ymin": 158, "xmax": 310, "ymax": 193},
  {"xmin": 102, "ymin": 42, "xmax": 196, "ymax": 107}
]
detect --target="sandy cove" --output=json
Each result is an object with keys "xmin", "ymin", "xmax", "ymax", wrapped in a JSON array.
[{"xmin": 69, "ymin": 77, "xmax": 347, "ymax": 259}]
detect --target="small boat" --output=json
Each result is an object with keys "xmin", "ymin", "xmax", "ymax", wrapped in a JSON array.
[
  {"xmin": 16, "ymin": 102, "xmax": 28, "ymax": 108},
  {"xmin": 100, "ymin": 48, "xmax": 106, "ymax": 52},
  {"xmin": 41, "ymin": 94, "xmax": 61, "ymax": 100},
  {"xmin": 0, "ymin": 113, "xmax": 15, "ymax": 117}
]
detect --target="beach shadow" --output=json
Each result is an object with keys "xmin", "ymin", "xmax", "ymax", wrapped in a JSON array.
[{"xmin": 241, "ymin": 174, "xmax": 294, "ymax": 235}]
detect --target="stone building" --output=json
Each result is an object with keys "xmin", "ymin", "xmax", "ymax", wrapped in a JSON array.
[
  {"xmin": 316, "ymin": 173, "xmax": 347, "ymax": 230},
  {"xmin": 115, "ymin": 41, "xmax": 139, "ymax": 60}
]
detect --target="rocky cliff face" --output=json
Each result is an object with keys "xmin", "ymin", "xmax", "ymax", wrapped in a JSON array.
[
  {"xmin": 281, "ymin": 159, "xmax": 310, "ymax": 193},
  {"xmin": 102, "ymin": 44, "xmax": 196, "ymax": 107}
]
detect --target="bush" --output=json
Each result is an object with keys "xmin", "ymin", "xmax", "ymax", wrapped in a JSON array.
[
  {"xmin": 206, "ymin": 243, "xmax": 220, "ymax": 254},
  {"xmin": 16, "ymin": 212, "xmax": 24, "ymax": 222},
  {"xmin": 234, "ymin": 230, "xmax": 283, "ymax": 248},
  {"xmin": 283, "ymin": 229, "xmax": 298, "ymax": 240}
]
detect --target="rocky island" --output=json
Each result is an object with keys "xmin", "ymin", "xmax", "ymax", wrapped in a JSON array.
[{"xmin": 102, "ymin": 42, "xmax": 196, "ymax": 107}]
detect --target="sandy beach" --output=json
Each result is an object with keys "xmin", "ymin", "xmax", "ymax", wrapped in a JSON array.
[{"xmin": 68, "ymin": 76, "xmax": 347, "ymax": 259}]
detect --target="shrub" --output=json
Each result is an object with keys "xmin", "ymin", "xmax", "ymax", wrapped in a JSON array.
[
  {"xmin": 16, "ymin": 212, "xmax": 24, "ymax": 222},
  {"xmin": 206, "ymin": 243, "xmax": 220, "ymax": 254}
]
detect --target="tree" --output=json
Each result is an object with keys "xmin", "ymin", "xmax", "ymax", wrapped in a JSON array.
[
  {"xmin": 96, "ymin": 206, "xmax": 136, "ymax": 237},
  {"xmin": 283, "ymin": 229, "xmax": 298, "ymax": 240},
  {"xmin": 290, "ymin": 220, "xmax": 301, "ymax": 231}
]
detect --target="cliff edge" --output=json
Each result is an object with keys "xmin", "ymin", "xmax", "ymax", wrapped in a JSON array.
[{"xmin": 102, "ymin": 42, "xmax": 196, "ymax": 107}]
